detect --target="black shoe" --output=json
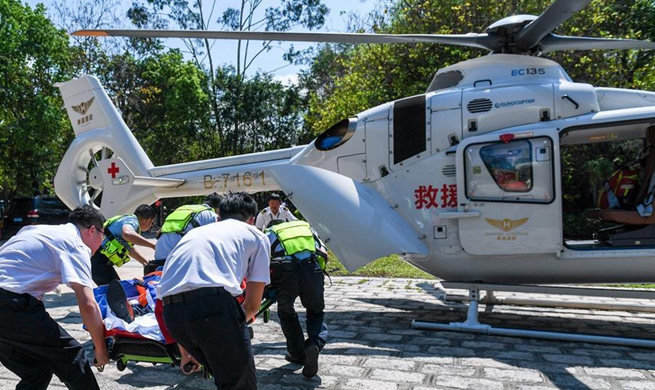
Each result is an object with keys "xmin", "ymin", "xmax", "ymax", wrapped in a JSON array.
[
  {"xmin": 302, "ymin": 344, "xmax": 319, "ymax": 378},
  {"xmin": 106, "ymin": 280, "xmax": 134, "ymax": 324},
  {"xmin": 284, "ymin": 354, "xmax": 306, "ymax": 366}
]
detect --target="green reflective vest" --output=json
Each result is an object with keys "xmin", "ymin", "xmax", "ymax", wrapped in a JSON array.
[
  {"xmin": 99, "ymin": 214, "xmax": 138, "ymax": 267},
  {"xmin": 160, "ymin": 204, "xmax": 212, "ymax": 234},
  {"xmin": 268, "ymin": 220, "xmax": 325, "ymax": 269}
]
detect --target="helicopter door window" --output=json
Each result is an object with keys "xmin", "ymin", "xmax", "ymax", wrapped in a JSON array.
[{"xmin": 464, "ymin": 137, "xmax": 554, "ymax": 203}]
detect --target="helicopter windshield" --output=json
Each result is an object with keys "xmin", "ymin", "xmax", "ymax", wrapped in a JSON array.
[{"xmin": 315, "ymin": 118, "xmax": 356, "ymax": 151}]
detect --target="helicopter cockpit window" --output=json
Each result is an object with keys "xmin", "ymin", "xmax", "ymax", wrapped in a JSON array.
[
  {"xmin": 464, "ymin": 137, "xmax": 554, "ymax": 203},
  {"xmin": 315, "ymin": 118, "xmax": 356, "ymax": 151},
  {"xmin": 426, "ymin": 70, "xmax": 465, "ymax": 93}
]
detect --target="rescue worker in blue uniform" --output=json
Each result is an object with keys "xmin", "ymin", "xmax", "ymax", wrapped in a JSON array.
[
  {"xmin": 151, "ymin": 193, "xmax": 222, "ymax": 270},
  {"xmin": 91, "ymin": 204, "xmax": 156, "ymax": 286},
  {"xmin": 265, "ymin": 219, "xmax": 328, "ymax": 377}
]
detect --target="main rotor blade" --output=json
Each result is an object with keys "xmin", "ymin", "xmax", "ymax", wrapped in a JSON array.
[
  {"xmin": 541, "ymin": 34, "xmax": 655, "ymax": 53},
  {"xmin": 73, "ymin": 29, "xmax": 497, "ymax": 51},
  {"xmin": 516, "ymin": 0, "xmax": 591, "ymax": 51}
]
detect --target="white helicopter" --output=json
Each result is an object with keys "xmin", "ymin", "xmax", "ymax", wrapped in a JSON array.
[{"xmin": 56, "ymin": 0, "xmax": 655, "ymax": 345}]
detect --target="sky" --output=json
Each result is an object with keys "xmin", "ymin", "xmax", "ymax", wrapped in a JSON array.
[{"xmin": 25, "ymin": 0, "xmax": 378, "ymax": 85}]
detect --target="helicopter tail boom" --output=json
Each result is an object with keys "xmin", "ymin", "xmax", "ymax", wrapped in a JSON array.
[{"xmin": 269, "ymin": 164, "xmax": 430, "ymax": 271}]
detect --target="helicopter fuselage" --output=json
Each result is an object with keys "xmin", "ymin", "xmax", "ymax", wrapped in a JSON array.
[{"xmin": 54, "ymin": 55, "xmax": 655, "ymax": 285}]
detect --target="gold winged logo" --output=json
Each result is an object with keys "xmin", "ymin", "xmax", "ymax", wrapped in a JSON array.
[
  {"xmin": 71, "ymin": 97, "xmax": 94, "ymax": 116},
  {"xmin": 485, "ymin": 217, "xmax": 529, "ymax": 232}
]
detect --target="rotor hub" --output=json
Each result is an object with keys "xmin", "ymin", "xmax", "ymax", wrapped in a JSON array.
[{"xmin": 88, "ymin": 165, "xmax": 104, "ymax": 190}]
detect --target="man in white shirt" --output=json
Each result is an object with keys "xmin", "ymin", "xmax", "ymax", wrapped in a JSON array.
[
  {"xmin": 158, "ymin": 192, "xmax": 270, "ymax": 390},
  {"xmin": 255, "ymin": 192, "xmax": 297, "ymax": 231},
  {"xmin": 0, "ymin": 205, "xmax": 109, "ymax": 390}
]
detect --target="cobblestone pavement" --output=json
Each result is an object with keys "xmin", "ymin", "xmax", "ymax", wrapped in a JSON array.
[{"xmin": 2, "ymin": 270, "xmax": 655, "ymax": 390}]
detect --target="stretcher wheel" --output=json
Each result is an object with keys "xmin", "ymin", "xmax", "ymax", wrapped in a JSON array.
[
  {"xmin": 116, "ymin": 358, "xmax": 127, "ymax": 372},
  {"xmin": 248, "ymin": 326, "xmax": 254, "ymax": 339}
]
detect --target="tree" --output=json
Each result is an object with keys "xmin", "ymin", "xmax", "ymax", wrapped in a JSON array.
[
  {"xmin": 126, "ymin": 0, "xmax": 328, "ymax": 156},
  {"xmin": 0, "ymin": 0, "xmax": 76, "ymax": 198}
]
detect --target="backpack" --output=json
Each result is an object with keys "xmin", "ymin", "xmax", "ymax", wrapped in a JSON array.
[{"xmin": 598, "ymin": 166, "xmax": 641, "ymax": 210}]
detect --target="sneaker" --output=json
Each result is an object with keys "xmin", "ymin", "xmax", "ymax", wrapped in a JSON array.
[
  {"xmin": 284, "ymin": 354, "xmax": 306, "ymax": 366},
  {"xmin": 302, "ymin": 344, "xmax": 319, "ymax": 378},
  {"xmin": 106, "ymin": 280, "xmax": 134, "ymax": 324}
]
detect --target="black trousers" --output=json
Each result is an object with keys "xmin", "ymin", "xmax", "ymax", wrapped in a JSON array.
[
  {"xmin": 91, "ymin": 252, "xmax": 120, "ymax": 286},
  {"xmin": 163, "ymin": 287, "xmax": 256, "ymax": 390},
  {"xmin": 0, "ymin": 288, "xmax": 99, "ymax": 390},
  {"xmin": 273, "ymin": 260, "xmax": 327, "ymax": 359}
]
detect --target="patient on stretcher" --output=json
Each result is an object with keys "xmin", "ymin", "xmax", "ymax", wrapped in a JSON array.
[{"xmin": 96, "ymin": 273, "xmax": 166, "ymax": 341}]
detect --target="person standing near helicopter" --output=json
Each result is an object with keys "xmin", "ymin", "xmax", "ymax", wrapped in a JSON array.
[
  {"xmin": 265, "ymin": 219, "xmax": 328, "ymax": 378},
  {"xmin": 255, "ymin": 193, "xmax": 297, "ymax": 231}
]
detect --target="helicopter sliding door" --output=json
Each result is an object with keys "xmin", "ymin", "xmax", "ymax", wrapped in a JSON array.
[{"xmin": 455, "ymin": 128, "xmax": 562, "ymax": 255}]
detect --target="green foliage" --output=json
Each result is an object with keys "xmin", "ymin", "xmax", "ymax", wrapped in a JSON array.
[
  {"xmin": 327, "ymin": 252, "xmax": 435, "ymax": 279},
  {"xmin": 548, "ymin": 1, "xmax": 655, "ymax": 90},
  {"xmin": 0, "ymin": 0, "xmax": 76, "ymax": 198},
  {"xmin": 212, "ymin": 68, "xmax": 305, "ymax": 155},
  {"xmin": 133, "ymin": 51, "xmax": 213, "ymax": 165}
]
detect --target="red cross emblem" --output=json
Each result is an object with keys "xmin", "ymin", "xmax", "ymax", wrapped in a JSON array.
[{"xmin": 108, "ymin": 162, "xmax": 120, "ymax": 178}]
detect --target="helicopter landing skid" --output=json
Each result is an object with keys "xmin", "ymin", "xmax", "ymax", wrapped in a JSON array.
[{"xmin": 411, "ymin": 282, "xmax": 655, "ymax": 348}]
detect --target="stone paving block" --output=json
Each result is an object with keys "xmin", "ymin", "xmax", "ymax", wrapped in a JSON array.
[
  {"xmin": 362, "ymin": 333, "xmax": 404, "ymax": 342},
  {"xmin": 459, "ymin": 357, "xmax": 518, "ymax": 369},
  {"xmin": 322, "ymin": 363, "xmax": 368, "ymax": 377},
  {"xmin": 426, "ymin": 346, "xmax": 476, "ymax": 357},
  {"xmin": 514, "ymin": 343, "xmax": 563, "ymax": 353},
  {"xmin": 618, "ymin": 380, "xmax": 655, "ymax": 390},
  {"xmin": 408, "ymin": 336, "xmax": 453, "ymax": 346},
  {"xmin": 542, "ymin": 353, "xmax": 595, "ymax": 365},
  {"xmin": 575, "ymin": 376, "xmax": 613, "ymax": 389},
  {"xmin": 401, "ymin": 354, "xmax": 456, "ymax": 365},
  {"xmin": 461, "ymin": 340, "xmax": 508, "ymax": 350},
  {"xmin": 569, "ymin": 348, "xmax": 624, "ymax": 358},
  {"xmin": 341, "ymin": 378, "xmax": 399, "ymax": 390},
  {"xmin": 629, "ymin": 351, "xmax": 655, "ymax": 361},
  {"xmin": 493, "ymin": 350, "xmax": 536, "ymax": 361},
  {"xmin": 374, "ymin": 342, "xmax": 422, "ymax": 353},
  {"xmin": 368, "ymin": 368, "xmax": 427, "ymax": 384},
  {"xmin": 420, "ymin": 363, "xmax": 476, "ymax": 376},
  {"xmin": 583, "ymin": 366, "xmax": 647, "ymax": 379},
  {"xmin": 362, "ymin": 357, "xmax": 416, "ymax": 371},
  {"xmin": 433, "ymin": 375, "xmax": 504, "ymax": 390},
  {"xmin": 598, "ymin": 358, "xmax": 655, "ymax": 369},
  {"xmin": 482, "ymin": 367, "xmax": 544, "ymax": 383}
]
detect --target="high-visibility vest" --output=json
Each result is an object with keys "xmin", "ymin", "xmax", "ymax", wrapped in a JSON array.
[
  {"xmin": 160, "ymin": 204, "xmax": 212, "ymax": 235},
  {"xmin": 598, "ymin": 166, "xmax": 641, "ymax": 209},
  {"xmin": 99, "ymin": 214, "xmax": 139, "ymax": 267},
  {"xmin": 268, "ymin": 220, "xmax": 325, "ymax": 269}
]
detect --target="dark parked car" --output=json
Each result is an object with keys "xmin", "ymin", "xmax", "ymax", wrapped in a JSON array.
[{"xmin": 2, "ymin": 196, "xmax": 71, "ymax": 237}]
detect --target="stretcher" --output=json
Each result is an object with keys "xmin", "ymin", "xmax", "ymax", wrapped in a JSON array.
[{"xmin": 93, "ymin": 273, "xmax": 276, "ymax": 374}]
